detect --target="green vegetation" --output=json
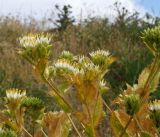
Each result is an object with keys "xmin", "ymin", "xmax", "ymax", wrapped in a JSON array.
[{"xmin": 1, "ymin": 2, "xmax": 160, "ymax": 137}]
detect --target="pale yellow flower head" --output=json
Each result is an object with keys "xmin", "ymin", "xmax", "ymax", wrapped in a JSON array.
[
  {"xmin": 6, "ymin": 88, "xmax": 26, "ymax": 100},
  {"xmin": 19, "ymin": 33, "xmax": 52, "ymax": 48},
  {"xmin": 90, "ymin": 50, "xmax": 110, "ymax": 58},
  {"xmin": 149, "ymin": 100, "xmax": 160, "ymax": 111},
  {"xmin": 55, "ymin": 60, "xmax": 84, "ymax": 75}
]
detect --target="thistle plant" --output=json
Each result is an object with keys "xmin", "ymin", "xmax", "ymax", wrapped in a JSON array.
[
  {"xmin": 4, "ymin": 89, "xmax": 26, "ymax": 134},
  {"xmin": 19, "ymin": 33, "xmax": 115, "ymax": 137},
  {"xmin": 19, "ymin": 33, "xmax": 52, "ymax": 77},
  {"xmin": 0, "ymin": 88, "xmax": 47, "ymax": 137},
  {"xmin": 43, "ymin": 111, "xmax": 71, "ymax": 137},
  {"xmin": 110, "ymin": 26, "xmax": 160, "ymax": 137},
  {"xmin": 142, "ymin": 26, "xmax": 160, "ymax": 56},
  {"xmin": 14, "ymin": 26, "xmax": 160, "ymax": 137},
  {"xmin": 21, "ymin": 97, "xmax": 45, "ymax": 136}
]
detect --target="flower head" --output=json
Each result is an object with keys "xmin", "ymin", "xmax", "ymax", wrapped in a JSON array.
[
  {"xmin": 19, "ymin": 33, "xmax": 52, "ymax": 48},
  {"xmin": 5, "ymin": 89, "xmax": 26, "ymax": 111},
  {"xmin": 142, "ymin": 26, "xmax": 160, "ymax": 55},
  {"xmin": 6, "ymin": 89, "xmax": 26, "ymax": 100},
  {"xmin": 19, "ymin": 33, "xmax": 52, "ymax": 65},
  {"xmin": 149, "ymin": 100, "xmax": 160, "ymax": 111},
  {"xmin": 90, "ymin": 50, "xmax": 110, "ymax": 58},
  {"xmin": 89, "ymin": 50, "xmax": 114, "ymax": 72},
  {"xmin": 149, "ymin": 100, "xmax": 160, "ymax": 130},
  {"xmin": 59, "ymin": 51, "xmax": 74, "ymax": 61},
  {"xmin": 54, "ymin": 60, "xmax": 83, "ymax": 75},
  {"xmin": 21, "ymin": 97, "xmax": 44, "ymax": 120},
  {"xmin": 99, "ymin": 79, "xmax": 109, "ymax": 94},
  {"xmin": 124, "ymin": 94, "xmax": 140, "ymax": 116}
]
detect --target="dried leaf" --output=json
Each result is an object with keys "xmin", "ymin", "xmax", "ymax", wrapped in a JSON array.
[{"xmin": 110, "ymin": 111, "xmax": 130, "ymax": 137}]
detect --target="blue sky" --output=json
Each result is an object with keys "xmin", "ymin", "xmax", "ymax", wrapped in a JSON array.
[
  {"xmin": 0, "ymin": 0, "xmax": 159, "ymax": 19},
  {"xmin": 136, "ymin": 0, "xmax": 160, "ymax": 16}
]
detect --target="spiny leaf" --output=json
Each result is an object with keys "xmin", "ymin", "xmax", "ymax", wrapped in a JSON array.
[
  {"xmin": 92, "ymin": 96, "xmax": 103, "ymax": 127},
  {"xmin": 110, "ymin": 111, "xmax": 130, "ymax": 137},
  {"xmin": 138, "ymin": 64, "xmax": 160, "ymax": 93},
  {"xmin": 43, "ymin": 111, "xmax": 71, "ymax": 137},
  {"xmin": 140, "ymin": 131, "xmax": 152, "ymax": 137},
  {"xmin": 49, "ymin": 91, "xmax": 71, "ymax": 112}
]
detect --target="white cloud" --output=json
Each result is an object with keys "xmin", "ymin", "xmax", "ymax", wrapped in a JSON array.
[
  {"xmin": 54, "ymin": 0, "xmax": 147, "ymax": 22},
  {"xmin": 0, "ymin": 0, "xmax": 147, "ymax": 20}
]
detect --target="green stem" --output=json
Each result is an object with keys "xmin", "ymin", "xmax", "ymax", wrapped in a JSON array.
[
  {"xmin": 142, "ymin": 55, "xmax": 158, "ymax": 95},
  {"xmin": 141, "ymin": 55, "xmax": 160, "ymax": 104},
  {"xmin": 84, "ymin": 102, "xmax": 96, "ymax": 137},
  {"xmin": 32, "ymin": 120, "xmax": 35, "ymax": 136},
  {"xmin": 41, "ymin": 129, "xmax": 48, "ymax": 137},
  {"xmin": 102, "ymin": 99, "xmax": 112, "ymax": 113},
  {"xmin": 92, "ymin": 89, "xmax": 100, "ymax": 127},
  {"xmin": 42, "ymin": 75, "xmax": 72, "ymax": 110},
  {"xmin": 67, "ymin": 114, "xmax": 82, "ymax": 137},
  {"xmin": 22, "ymin": 126, "xmax": 33, "ymax": 137},
  {"xmin": 119, "ymin": 115, "xmax": 133, "ymax": 137}
]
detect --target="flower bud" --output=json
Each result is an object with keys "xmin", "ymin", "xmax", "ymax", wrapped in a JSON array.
[
  {"xmin": 19, "ymin": 33, "xmax": 52, "ymax": 65},
  {"xmin": 124, "ymin": 94, "xmax": 140, "ymax": 116},
  {"xmin": 142, "ymin": 26, "xmax": 160, "ymax": 55},
  {"xmin": 149, "ymin": 100, "xmax": 160, "ymax": 131}
]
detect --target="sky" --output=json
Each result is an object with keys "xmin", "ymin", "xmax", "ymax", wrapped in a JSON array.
[{"xmin": 0, "ymin": 0, "xmax": 160, "ymax": 20}]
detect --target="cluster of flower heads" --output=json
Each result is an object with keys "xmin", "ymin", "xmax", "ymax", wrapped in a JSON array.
[
  {"xmin": 59, "ymin": 51, "xmax": 74, "ymax": 60},
  {"xmin": 149, "ymin": 100, "xmax": 160, "ymax": 111},
  {"xmin": 89, "ymin": 50, "xmax": 110, "ymax": 58},
  {"xmin": 53, "ymin": 50, "xmax": 112, "ymax": 83},
  {"xmin": 54, "ymin": 60, "xmax": 83, "ymax": 75},
  {"xmin": 89, "ymin": 50, "xmax": 114, "ymax": 71},
  {"xmin": 19, "ymin": 33, "xmax": 53, "ymax": 65},
  {"xmin": 58, "ymin": 50, "xmax": 109, "ymax": 67},
  {"xmin": 6, "ymin": 88, "xmax": 26, "ymax": 100},
  {"xmin": 19, "ymin": 33, "xmax": 52, "ymax": 48}
]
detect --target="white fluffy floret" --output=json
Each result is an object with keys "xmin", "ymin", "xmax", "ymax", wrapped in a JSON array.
[
  {"xmin": 55, "ymin": 61, "xmax": 84, "ymax": 75},
  {"xmin": 149, "ymin": 100, "xmax": 160, "ymax": 111},
  {"xmin": 84, "ymin": 62, "xmax": 99, "ymax": 72},
  {"xmin": 99, "ymin": 79, "xmax": 106, "ymax": 87},
  {"xmin": 6, "ymin": 89, "xmax": 26, "ymax": 99},
  {"xmin": 90, "ymin": 50, "xmax": 110, "ymax": 57},
  {"xmin": 19, "ymin": 33, "xmax": 51, "ymax": 47}
]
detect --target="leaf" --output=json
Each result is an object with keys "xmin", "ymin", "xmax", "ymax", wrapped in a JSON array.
[
  {"xmin": 110, "ymin": 111, "xmax": 130, "ymax": 137},
  {"xmin": 34, "ymin": 59, "xmax": 48, "ymax": 77},
  {"xmin": 138, "ymin": 66, "xmax": 150, "ymax": 88},
  {"xmin": 85, "ymin": 126, "xmax": 93, "ymax": 137},
  {"xmin": 43, "ymin": 111, "xmax": 71, "ymax": 137},
  {"xmin": 92, "ymin": 95, "xmax": 103, "ymax": 127},
  {"xmin": 49, "ymin": 91, "xmax": 70, "ymax": 112},
  {"xmin": 140, "ymin": 131, "xmax": 152, "ymax": 137},
  {"xmin": 116, "ymin": 111, "xmax": 136, "ymax": 136},
  {"xmin": 138, "ymin": 64, "xmax": 160, "ymax": 93}
]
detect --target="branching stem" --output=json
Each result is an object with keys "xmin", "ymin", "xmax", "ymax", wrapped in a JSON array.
[
  {"xmin": 102, "ymin": 99, "xmax": 112, "ymax": 113},
  {"xmin": 41, "ymin": 129, "xmax": 48, "ymax": 137},
  {"xmin": 42, "ymin": 75, "xmax": 72, "ymax": 110}
]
